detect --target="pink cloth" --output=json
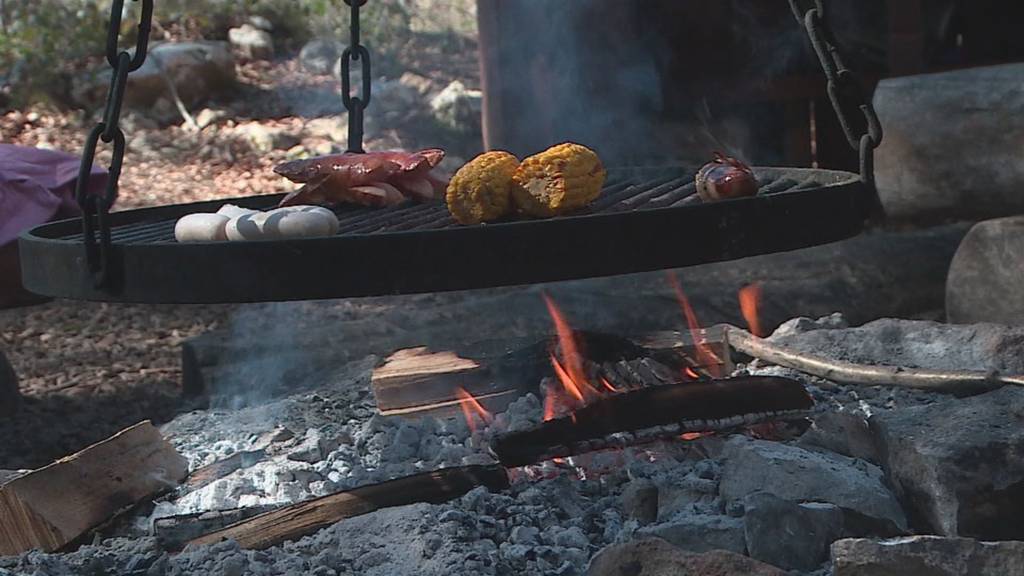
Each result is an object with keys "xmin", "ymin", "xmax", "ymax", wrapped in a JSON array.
[{"xmin": 0, "ymin": 144, "xmax": 107, "ymax": 247}]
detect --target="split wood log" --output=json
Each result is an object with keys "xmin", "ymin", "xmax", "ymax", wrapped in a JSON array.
[
  {"xmin": 0, "ymin": 421, "xmax": 188, "ymax": 554},
  {"xmin": 188, "ymin": 464, "xmax": 510, "ymax": 550},
  {"xmin": 372, "ymin": 329, "xmax": 729, "ymax": 418},
  {"xmin": 492, "ymin": 376, "xmax": 812, "ymax": 467},
  {"xmin": 726, "ymin": 327, "xmax": 1024, "ymax": 395}
]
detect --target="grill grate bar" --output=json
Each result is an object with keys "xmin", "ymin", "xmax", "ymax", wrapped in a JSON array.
[{"xmin": 49, "ymin": 171, "xmax": 814, "ymax": 246}]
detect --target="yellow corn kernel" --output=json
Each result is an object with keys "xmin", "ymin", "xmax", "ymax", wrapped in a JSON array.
[
  {"xmin": 511, "ymin": 143, "xmax": 606, "ymax": 217},
  {"xmin": 446, "ymin": 151, "xmax": 520, "ymax": 225}
]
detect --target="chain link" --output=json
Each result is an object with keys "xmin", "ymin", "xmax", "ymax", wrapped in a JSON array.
[
  {"xmin": 788, "ymin": 0, "xmax": 882, "ymax": 192},
  {"xmin": 341, "ymin": 0, "xmax": 371, "ymax": 153},
  {"xmin": 74, "ymin": 0, "xmax": 153, "ymax": 288}
]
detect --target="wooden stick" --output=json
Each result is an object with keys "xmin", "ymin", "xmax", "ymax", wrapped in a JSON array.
[
  {"xmin": 181, "ymin": 450, "xmax": 265, "ymax": 495},
  {"xmin": 188, "ymin": 464, "xmax": 510, "ymax": 550},
  {"xmin": 0, "ymin": 421, "xmax": 188, "ymax": 554},
  {"xmin": 726, "ymin": 326, "xmax": 1024, "ymax": 395}
]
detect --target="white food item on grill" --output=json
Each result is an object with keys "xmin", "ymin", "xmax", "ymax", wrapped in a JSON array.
[
  {"xmin": 216, "ymin": 204, "xmax": 260, "ymax": 219},
  {"xmin": 174, "ymin": 213, "xmax": 230, "ymax": 242},
  {"xmin": 273, "ymin": 205, "xmax": 340, "ymax": 235},
  {"xmin": 178, "ymin": 205, "xmax": 339, "ymax": 242},
  {"xmin": 224, "ymin": 208, "xmax": 337, "ymax": 241}
]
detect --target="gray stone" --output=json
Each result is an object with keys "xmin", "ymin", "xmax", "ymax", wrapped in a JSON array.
[
  {"xmin": 430, "ymin": 80, "xmax": 482, "ymax": 133},
  {"xmin": 71, "ymin": 42, "xmax": 236, "ymax": 117},
  {"xmin": 874, "ymin": 63, "xmax": 1024, "ymax": 224},
  {"xmin": 586, "ymin": 537, "xmax": 786, "ymax": 576},
  {"xmin": 832, "ymin": 536, "xmax": 1024, "ymax": 576},
  {"xmin": 0, "ymin": 349, "xmax": 19, "ymax": 416},
  {"xmin": 638, "ymin": 514, "xmax": 746, "ymax": 555},
  {"xmin": 869, "ymin": 385, "xmax": 1024, "ymax": 539},
  {"xmin": 228, "ymin": 24, "xmax": 274, "ymax": 60},
  {"xmin": 232, "ymin": 123, "xmax": 301, "ymax": 154},
  {"xmin": 300, "ymin": 39, "xmax": 344, "ymax": 75},
  {"xmin": 798, "ymin": 411, "xmax": 879, "ymax": 464},
  {"xmin": 743, "ymin": 493, "xmax": 845, "ymax": 571},
  {"xmin": 720, "ymin": 437, "xmax": 907, "ymax": 533},
  {"xmin": 947, "ymin": 216, "xmax": 1024, "ymax": 324},
  {"xmin": 247, "ymin": 15, "xmax": 274, "ymax": 32}
]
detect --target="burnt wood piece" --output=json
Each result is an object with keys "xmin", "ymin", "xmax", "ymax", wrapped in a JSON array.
[
  {"xmin": 491, "ymin": 376, "xmax": 813, "ymax": 467},
  {"xmin": 18, "ymin": 167, "xmax": 867, "ymax": 303},
  {"xmin": 154, "ymin": 505, "xmax": 276, "ymax": 551},
  {"xmin": 181, "ymin": 450, "xmax": 266, "ymax": 495},
  {"xmin": 0, "ymin": 421, "xmax": 188, "ymax": 554},
  {"xmin": 188, "ymin": 464, "xmax": 510, "ymax": 550}
]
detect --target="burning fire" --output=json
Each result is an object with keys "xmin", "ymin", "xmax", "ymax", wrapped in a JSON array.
[
  {"xmin": 455, "ymin": 387, "xmax": 493, "ymax": 435},
  {"xmin": 667, "ymin": 273, "xmax": 724, "ymax": 378},
  {"xmin": 541, "ymin": 294, "xmax": 622, "ymax": 421},
  {"xmin": 739, "ymin": 282, "xmax": 765, "ymax": 337}
]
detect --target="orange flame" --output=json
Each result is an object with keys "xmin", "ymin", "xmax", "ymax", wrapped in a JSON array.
[
  {"xmin": 739, "ymin": 282, "xmax": 765, "ymax": 337},
  {"xmin": 455, "ymin": 387, "xmax": 493, "ymax": 434},
  {"xmin": 667, "ymin": 274, "xmax": 723, "ymax": 378},
  {"xmin": 683, "ymin": 366, "xmax": 701, "ymax": 380}
]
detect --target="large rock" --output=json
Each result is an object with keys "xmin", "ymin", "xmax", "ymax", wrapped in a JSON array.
[
  {"xmin": 744, "ymin": 493, "xmax": 845, "ymax": 571},
  {"xmin": 947, "ymin": 216, "xmax": 1024, "ymax": 324},
  {"xmin": 637, "ymin": 514, "xmax": 746, "ymax": 555},
  {"xmin": 586, "ymin": 537, "xmax": 785, "ymax": 576},
  {"xmin": 72, "ymin": 41, "xmax": 236, "ymax": 118},
  {"xmin": 873, "ymin": 64, "xmax": 1024, "ymax": 223},
  {"xmin": 299, "ymin": 38, "xmax": 344, "ymax": 75},
  {"xmin": 228, "ymin": 24, "xmax": 274, "ymax": 60},
  {"xmin": 869, "ymin": 385, "xmax": 1024, "ymax": 538},
  {"xmin": 768, "ymin": 317, "xmax": 1024, "ymax": 376},
  {"xmin": 832, "ymin": 536, "xmax": 1024, "ymax": 576},
  {"xmin": 430, "ymin": 80, "xmax": 483, "ymax": 133},
  {"xmin": 0, "ymin": 349, "xmax": 19, "ymax": 416},
  {"xmin": 720, "ymin": 437, "xmax": 907, "ymax": 533}
]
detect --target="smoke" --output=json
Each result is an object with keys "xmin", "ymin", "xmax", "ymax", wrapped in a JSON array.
[{"xmin": 490, "ymin": 1, "xmax": 883, "ymax": 167}]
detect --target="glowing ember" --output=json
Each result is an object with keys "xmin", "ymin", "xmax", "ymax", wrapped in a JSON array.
[
  {"xmin": 679, "ymin": 432, "xmax": 705, "ymax": 441},
  {"xmin": 739, "ymin": 282, "xmax": 765, "ymax": 337},
  {"xmin": 684, "ymin": 366, "xmax": 701, "ymax": 380},
  {"xmin": 455, "ymin": 387, "xmax": 493, "ymax": 434},
  {"xmin": 667, "ymin": 273, "xmax": 724, "ymax": 378}
]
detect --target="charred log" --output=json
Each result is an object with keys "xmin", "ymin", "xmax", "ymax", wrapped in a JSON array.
[{"xmin": 491, "ymin": 376, "xmax": 813, "ymax": 467}]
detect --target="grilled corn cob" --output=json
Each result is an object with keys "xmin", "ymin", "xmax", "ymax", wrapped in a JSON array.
[
  {"xmin": 511, "ymin": 143, "xmax": 606, "ymax": 217},
  {"xmin": 445, "ymin": 151, "xmax": 520, "ymax": 225}
]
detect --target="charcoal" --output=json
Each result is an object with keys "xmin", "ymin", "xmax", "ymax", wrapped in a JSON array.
[
  {"xmin": 869, "ymin": 385, "xmax": 1024, "ymax": 538},
  {"xmin": 620, "ymin": 479, "xmax": 658, "ymax": 525},
  {"xmin": 743, "ymin": 493, "xmax": 845, "ymax": 571},
  {"xmin": 585, "ymin": 537, "xmax": 786, "ymax": 576},
  {"xmin": 797, "ymin": 411, "xmax": 879, "ymax": 464},
  {"xmin": 831, "ymin": 536, "xmax": 1024, "ymax": 576},
  {"xmin": 637, "ymin": 514, "xmax": 746, "ymax": 555},
  {"xmin": 719, "ymin": 437, "xmax": 907, "ymax": 533}
]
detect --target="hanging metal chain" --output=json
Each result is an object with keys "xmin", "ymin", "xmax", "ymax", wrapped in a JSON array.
[
  {"xmin": 341, "ymin": 0, "xmax": 372, "ymax": 153},
  {"xmin": 788, "ymin": 0, "xmax": 883, "ymax": 192},
  {"xmin": 74, "ymin": 0, "xmax": 153, "ymax": 288}
]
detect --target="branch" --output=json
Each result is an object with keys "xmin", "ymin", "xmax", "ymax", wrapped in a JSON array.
[
  {"xmin": 149, "ymin": 52, "xmax": 199, "ymax": 131},
  {"xmin": 726, "ymin": 326, "xmax": 1024, "ymax": 395}
]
